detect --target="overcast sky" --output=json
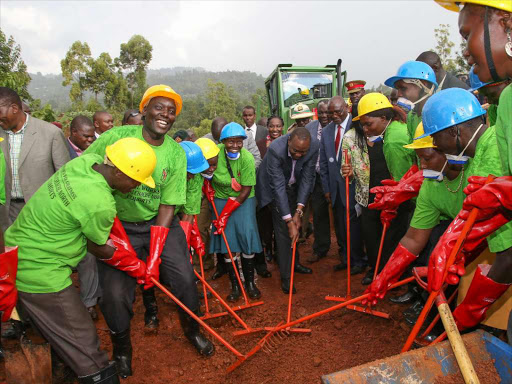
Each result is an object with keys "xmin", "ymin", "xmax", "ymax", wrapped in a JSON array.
[{"xmin": 1, "ymin": 1, "xmax": 463, "ymax": 87}]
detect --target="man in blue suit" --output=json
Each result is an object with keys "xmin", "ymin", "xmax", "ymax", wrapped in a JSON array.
[
  {"xmin": 256, "ymin": 128, "xmax": 318, "ymax": 294},
  {"xmin": 306, "ymin": 99, "xmax": 332, "ymax": 262},
  {"xmin": 319, "ymin": 96, "xmax": 365, "ymax": 274}
]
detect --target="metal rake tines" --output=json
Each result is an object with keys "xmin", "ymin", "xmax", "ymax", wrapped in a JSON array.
[{"xmin": 260, "ymin": 327, "xmax": 290, "ymax": 354}]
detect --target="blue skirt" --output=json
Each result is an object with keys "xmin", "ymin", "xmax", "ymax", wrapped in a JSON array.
[{"xmin": 210, "ymin": 197, "xmax": 263, "ymax": 255}]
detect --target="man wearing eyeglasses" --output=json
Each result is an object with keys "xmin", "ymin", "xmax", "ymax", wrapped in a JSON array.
[{"xmin": 319, "ymin": 96, "xmax": 366, "ymax": 274}]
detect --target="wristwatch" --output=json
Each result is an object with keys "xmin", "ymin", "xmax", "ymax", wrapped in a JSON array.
[{"xmin": 295, "ymin": 208, "xmax": 304, "ymax": 218}]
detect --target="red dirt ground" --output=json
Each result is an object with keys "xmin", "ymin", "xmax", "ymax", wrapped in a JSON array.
[{"xmin": 2, "ymin": 234, "xmax": 415, "ymax": 384}]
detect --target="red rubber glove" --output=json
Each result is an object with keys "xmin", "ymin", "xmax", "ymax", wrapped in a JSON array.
[
  {"xmin": 427, "ymin": 213, "xmax": 510, "ymax": 292},
  {"xmin": 453, "ymin": 264, "xmax": 511, "ymax": 330},
  {"xmin": 202, "ymin": 180, "xmax": 216, "ymax": 203},
  {"xmin": 190, "ymin": 217, "xmax": 205, "ymax": 259},
  {"xmin": 0, "ymin": 247, "xmax": 18, "ymax": 322},
  {"xmin": 460, "ymin": 176, "xmax": 512, "ymax": 222},
  {"xmin": 380, "ymin": 210, "xmax": 397, "ymax": 227},
  {"xmin": 179, "ymin": 220, "xmax": 192, "ymax": 248},
  {"xmin": 362, "ymin": 243, "xmax": 417, "ymax": 306},
  {"xmin": 144, "ymin": 225, "xmax": 169, "ymax": 290},
  {"xmin": 369, "ymin": 165, "xmax": 423, "ymax": 212},
  {"xmin": 103, "ymin": 217, "xmax": 146, "ymax": 284},
  {"xmin": 376, "ymin": 165, "xmax": 417, "ymax": 189},
  {"xmin": 212, "ymin": 198, "xmax": 241, "ymax": 235}
]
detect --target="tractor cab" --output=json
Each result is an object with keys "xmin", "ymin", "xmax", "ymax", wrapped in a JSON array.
[{"xmin": 265, "ymin": 60, "xmax": 347, "ymax": 131}]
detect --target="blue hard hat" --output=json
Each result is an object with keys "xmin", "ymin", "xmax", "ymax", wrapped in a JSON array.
[
  {"xmin": 417, "ymin": 88, "xmax": 486, "ymax": 139},
  {"xmin": 219, "ymin": 122, "xmax": 247, "ymax": 141},
  {"xmin": 468, "ymin": 65, "xmax": 491, "ymax": 92},
  {"xmin": 180, "ymin": 141, "xmax": 209, "ymax": 174},
  {"xmin": 385, "ymin": 61, "xmax": 439, "ymax": 90}
]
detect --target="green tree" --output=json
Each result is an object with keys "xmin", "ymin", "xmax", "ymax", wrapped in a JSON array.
[
  {"xmin": 0, "ymin": 29, "xmax": 32, "ymax": 100},
  {"xmin": 251, "ymin": 88, "xmax": 270, "ymax": 118},
  {"xmin": 205, "ymin": 80, "xmax": 237, "ymax": 122},
  {"xmin": 61, "ymin": 41, "xmax": 92, "ymax": 103},
  {"xmin": 433, "ymin": 23, "xmax": 470, "ymax": 74},
  {"xmin": 86, "ymin": 52, "xmax": 115, "ymax": 101},
  {"xmin": 104, "ymin": 72, "xmax": 130, "ymax": 112},
  {"xmin": 32, "ymin": 103, "xmax": 56, "ymax": 122},
  {"xmin": 191, "ymin": 118, "xmax": 213, "ymax": 138},
  {"xmin": 118, "ymin": 35, "xmax": 153, "ymax": 107}
]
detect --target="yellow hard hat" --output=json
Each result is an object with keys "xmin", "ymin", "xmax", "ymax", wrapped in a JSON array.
[
  {"xmin": 195, "ymin": 137, "xmax": 220, "ymax": 160},
  {"xmin": 352, "ymin": 93, "xmax": 393, "ymax": 121},
  {"xmin": 300, "ymin": 88, "xmax": 310, "ymax": 96},
  {"xmin": 105, "ymin": 138, "xmax": 157, "ymax": 188},
  {"xmin": 404, "ymin": 122, "xmax": 437, "ymax": 149},
  {"xmin": 435, "ymin": 0, "xmax": 511, "ymax": 12},
  {"xmin": 139, "ymin": 84, "xmax": 183, "ymax": 116}
]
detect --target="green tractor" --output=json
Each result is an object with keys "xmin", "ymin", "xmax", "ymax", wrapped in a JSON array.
[{"xmin": 264, "ymin": 59, "xmax": 347, "ymax": 130}]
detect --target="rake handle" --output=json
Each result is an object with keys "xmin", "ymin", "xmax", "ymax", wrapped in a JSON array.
[
  {"xmin": 344, "ymin": 149, "xmax": 351, "ymax": 297},
  {"xmin": 287, "ymin": 242, "xmax": 297, "ymax": 324},
  {"xmin": 151, "ymin": 277, "xmax": 243, "ymax": 358},
  {"xmin": 373, "ymin": 223, "xmax": 388, "ymax": 281},
  {"xmin": 197, "ymin": 252, "xmax": 210, "ymax": 315}
]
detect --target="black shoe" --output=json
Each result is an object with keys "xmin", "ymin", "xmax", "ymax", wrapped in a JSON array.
[
  {"xmin": 294, "ymin": 264, "xmax": 312, "ymax": 274},
  {"xmin": 350, "ymin": 265, "xmax": 366, "ymax": 276},
  {"xmin": 2, "ymin": 320, "xmax": 24, "ymax": 340},
  {"xmin": 241, "ymin": 257, "xmax": 261, "ymax": 299},
  {"xmin": 254, "ymin": 252, "xmax": 271, "ymax": 278},
  {"xmin": 141, "ymin": 287, "xmax": 159, "ymax": 330},
  {"xmin": 333, "ymin": 262, "xmax": 347, "ymax": 272},
  {"xmin": 281, "ymin": 278, "xmax": 296, "ymax": 294},
  {"xmin": 390, "ymin": 284, "xmax": 420, "ymax": 304},
  {"xmin": 226, "ymin": 261, "xmax": 242, "ymax": 302},
  {"xmin": 110, "ymin": 329, "xmax": 132, "ymax": 378},
  {"xmin": 211, "ymin": 261, "xmax": 226, "ymax": 280},
  {"xmin": 179, "ymin": 310, "xmax": 214, "ymax": 356},
  {"xmin": 361, "ymin": 269, "xmax": 374, "ymax": 285},
  {"xmin": 78, "ymin": 362, "xmax": 119, "ymax": 384},
  {"xmin": 404, "ymin": 300, "xmax": 424, "ymax": 326}
]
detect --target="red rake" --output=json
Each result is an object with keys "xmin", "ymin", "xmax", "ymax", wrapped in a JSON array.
[
  {"xmin": 402, "ymin": 175, "xmax": 494, "ymax": 353},
  {"xmin": 151, "ymin": 277, "xmax": 274, "ymax": 373},
  {"xmin": 325, "ymin": 150, "xmax": 389, "ymax": 320},
  {"xmin": 264, "ymin": 242, "xmax": 311, "ymax": 334},
  {"xmin": 209, "ymin": 197, "xmax": 264, "ymax": 311}
]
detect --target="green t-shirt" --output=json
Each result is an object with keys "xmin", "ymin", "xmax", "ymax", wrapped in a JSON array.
[
  {"xmin": 176, "ymin": 173, "xmax": 203, "ymax": 215},
  {"xmin": 212, "ymin": 145, "xmax": 256, "ymax": 199},
  {"xmin": 0, "ymin": 147, "xmax": 5, "ymax": 205},
  {"xmin": 85, "ymin": 125, "xmax": 187, "ymax": 222},
  {"xmin": 488, "ymin": 104, "xmax": 498, "ymax": 127},
  {"xmin": 464, "ymin": 126, "xmax": 512, "ymax": 253},
  {"xmin": 495, "ymin": 84, "xmax": 512, "ymax": 175},
  {"xmin": 410, "ymin": 167, "xmax": 468, "ymax": 230},
  {"xmin": 383, "ymin": 121, "xmax": 416, "ymax": 181},
  {"xmin": 406, "ymin": 111, "xmax": 421, "ymax": 142},
  {"xmin": 5, "ymin": 154, "xmax": 116, "ymax": 293}
]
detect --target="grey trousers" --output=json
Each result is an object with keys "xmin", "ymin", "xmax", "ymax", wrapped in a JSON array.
[
  {"xmin": 97, "ymin": 216, "xmax": 199, "ymax": 333},
  {"xmin": 76, "ymin": 252, "xmax": 101, "ymax": 308},
  {"xmin": 17, "ymin": 285, "xmax": 109, "ymax": 376}
]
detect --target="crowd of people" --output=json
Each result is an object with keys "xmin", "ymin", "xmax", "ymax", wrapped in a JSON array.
[{"xmin": 0, "ymin": 1, "xmax": 510, "ymax": 383}]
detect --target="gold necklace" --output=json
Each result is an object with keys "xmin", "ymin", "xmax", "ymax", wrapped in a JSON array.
[{"xmin": 443, "ymin": 167, "xmax": 465, "ymax": 193}]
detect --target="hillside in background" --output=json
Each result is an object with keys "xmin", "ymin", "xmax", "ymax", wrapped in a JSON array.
[{"xmin": 28, "ymin": 67, "xmax": 266, "ymax": 110}]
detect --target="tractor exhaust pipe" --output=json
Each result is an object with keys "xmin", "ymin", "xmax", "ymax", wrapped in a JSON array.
[{"xmin": 336, "ymin": 59, "xmax": 343, "ymax": 96}]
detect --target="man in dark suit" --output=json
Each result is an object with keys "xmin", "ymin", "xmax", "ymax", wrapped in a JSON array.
[
  {"xmin": 256, "ymin": 128, "xmax": 318, "ymax": 294},
  {"xmin": 319, "ymin": 96, "xmax": 365, "ymax": 274},
  {"xmin": 305, "ymin": 99, "xmax": 332, "ymax": 262},
  {"xmin": 242, "ymin": 105, "xmax": 268, "ymax": 142},
  {"xmin": 67, "ymin": 115, "xmax": 96, "ymax": 159}
]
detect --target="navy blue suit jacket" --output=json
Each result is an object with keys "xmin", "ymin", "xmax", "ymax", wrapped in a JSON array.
[
  {"xmin": 66, "ymin": 140, "xmax": 79, "ymax": 160},
  {"xmin": 256, "ymin": 134, "xmax": 318, "ymax": 217},
  {"xmin": 319, "ymin": 117, "xmax": 353, "ymax": 206}
]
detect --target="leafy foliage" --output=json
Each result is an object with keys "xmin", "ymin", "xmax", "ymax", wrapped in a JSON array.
[
  {"xmin": 433, "ymin": 24, "xmax": 470, "ymax": 74},
  {"xmin": 0, "ymin": 29, "xmax": 32, "ymax": 100}
]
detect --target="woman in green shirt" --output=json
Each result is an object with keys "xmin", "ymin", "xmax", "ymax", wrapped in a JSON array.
[
  {"xmin": 343, "ymin": 92, "xmax": 415, "ymax": 285},
  {"xmin": 209, "ymin": 122, "xmax": 263, "ymax": 302}
]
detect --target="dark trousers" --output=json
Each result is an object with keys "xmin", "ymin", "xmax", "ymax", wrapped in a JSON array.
[
  {"xmin": 97, "ymin": 216, "xmax": 199, "ymax": 333},
  {"xmin": 362, "ymin": 202, "xmax": 412, "ymax": 273},
  {"xmin": 416, "ymin": 220, "xmax": 452, "ymax": 267},
  {"xmin": 17, "ymin": 285, "xmax": 109, "ymax": 376},
  {"xmin": 332, "ymin": 181, "xmax": 365, "ymax": 267},
  {"xmin": 270, "ymin": 185, "xmax": 301, "ymax": 280},
  {"xmin": 311, "ymin": 174, "xmax": 331, "ymax": 256}
]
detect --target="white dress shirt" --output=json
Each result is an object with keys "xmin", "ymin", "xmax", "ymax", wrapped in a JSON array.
[{"xmin": 334, "ymin": 113, "xmax": 351, "ymax": 161}]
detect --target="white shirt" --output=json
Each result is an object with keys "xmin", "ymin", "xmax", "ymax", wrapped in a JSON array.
[
  {"xmin": 334, "ymin": 113, "xmax": 350, "ymax": 161},
  {"xmin": 245, "ymin": 123, "xmax": 257, "ymax": 141}
]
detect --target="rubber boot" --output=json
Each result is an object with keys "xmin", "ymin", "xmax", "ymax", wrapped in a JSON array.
[
  {"xmin": 211, "ymin": 255, "xmax": 226, "ymax": 280},
  {"xmin": 141, "ymin": 286, "xmax": 159, "ymax": 330},
  {"xmin": 225, "ymin": 261, "xmax": 242, "ymax": 302},
  {"xmin": 178, "ymin": 310, "xmax": 215, "ymax": 356},
  {"xmin": 390, "ymin": 283, "xmax": 420, "ymax": 304},
  {"xmin": 110, "ymin": 329, "xmax": 132, "ymax": 378},
  {"xmin": 254, "ymin": 252, "xmax": 271, "ymax": 278},
  {"xmin": 241, "ymin": 257, "xmax": 261, "ymax": 299},
  {"xmin": 78, "ymin": 362, "xmax": 120, "ymax": 384}
]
